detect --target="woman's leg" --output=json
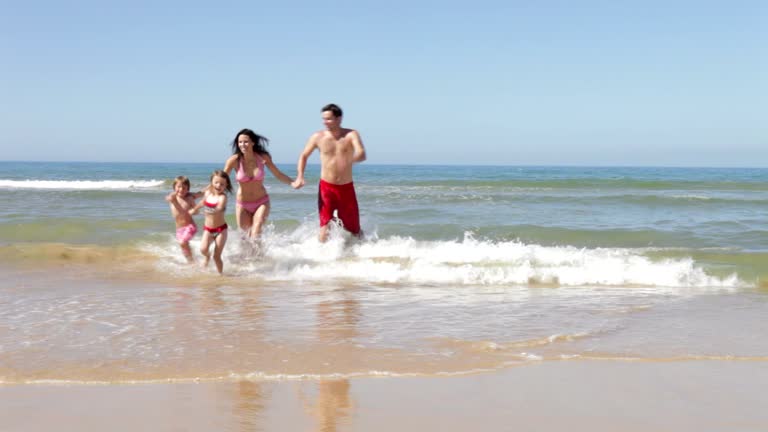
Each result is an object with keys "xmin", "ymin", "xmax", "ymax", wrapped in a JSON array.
[
  {"xmin": 249, "ymin": 202, "xmax": 271, "ymax": 239},
  {"xmin": 237, "ymin": 204, "xmax": 254, "ymax": 234}
]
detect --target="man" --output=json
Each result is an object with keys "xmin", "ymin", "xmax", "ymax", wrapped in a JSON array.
[{"xmin": 292, "ymin": 104, "xmax": 367, "ymax": 242}]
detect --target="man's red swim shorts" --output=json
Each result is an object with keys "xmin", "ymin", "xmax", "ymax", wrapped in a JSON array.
[{"xmin": 317, "ymin": 179, "xmax": 360, "ymax": 234}]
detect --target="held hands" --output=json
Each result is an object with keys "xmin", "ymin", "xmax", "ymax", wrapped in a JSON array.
[{"xmin": 291, "ymin": 177, "xmax": 305, "ymax": 189}]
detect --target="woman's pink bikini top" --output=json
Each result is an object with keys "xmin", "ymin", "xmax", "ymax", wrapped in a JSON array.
[{"xmin": 236, "ymin": 156, "xmax": 265, "ymax": 183}]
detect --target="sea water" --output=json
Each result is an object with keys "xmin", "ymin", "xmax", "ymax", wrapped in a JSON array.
[{"xmin": 1, "ymin": 161, "xmax": 767, "ymax": 383}]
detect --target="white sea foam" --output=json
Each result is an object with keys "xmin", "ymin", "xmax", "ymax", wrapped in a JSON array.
[
  {"xmin": 0, "ymin": 179, "xmax": 164, "ymax": 190},
  {"xmin": 144, "ymin": 223, "xmax": 746, "ymax": 289},
  {"xmin": 0, "ymin": 368, "xmax": 502, "ymax": 385},
  {"xmin": 667, "ymin": 194, "xmax": 712, "ymax": 200}
]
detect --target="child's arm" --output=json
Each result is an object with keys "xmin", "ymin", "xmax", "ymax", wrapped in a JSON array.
[
  {"xmin": 215, "ymin": 195, "xmax": 228, "ymax": 213},
  {"xmin": 189, "ymin": 196, "xmax": 205, "ymax": 215},
  {"xmin": 189, "ymin": 187, "xmax": 211, "ymax": 215},
  {"xmin": 166, "ymin": 193, "xmax": 188, "ymax": 214}
]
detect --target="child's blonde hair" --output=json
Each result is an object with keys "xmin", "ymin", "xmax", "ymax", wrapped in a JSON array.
[{"xmin": 173, "ymin": 175, "xmax": 191, "ymax": 189}]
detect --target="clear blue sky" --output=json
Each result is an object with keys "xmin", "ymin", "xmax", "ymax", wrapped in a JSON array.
[{"xmin": 2, "ymin": 1, "xmax": 766, "ymax": 166}]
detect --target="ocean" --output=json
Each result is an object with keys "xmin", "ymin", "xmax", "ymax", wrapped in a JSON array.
[{"xmin": 1, "ymin": 161, "xmax": 767, "ymax": 384}]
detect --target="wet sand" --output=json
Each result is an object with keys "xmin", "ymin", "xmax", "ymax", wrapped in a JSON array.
[{"xmin": 3, "ymin": 360, "xmax": 767, "ymax": 432}]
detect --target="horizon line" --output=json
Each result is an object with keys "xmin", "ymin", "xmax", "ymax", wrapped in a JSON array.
[{"xmin": 1, "ymin": 160, "xmax": 767, "ymax": 170}]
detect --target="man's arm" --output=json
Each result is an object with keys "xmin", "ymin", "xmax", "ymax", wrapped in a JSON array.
[
  {"xmin": 350, "ymin": 130, "xmax": 366, "ymax": 163},
  {"xmin": 291, "ymin": 134, "xmax": 319, "ymax": 189}
]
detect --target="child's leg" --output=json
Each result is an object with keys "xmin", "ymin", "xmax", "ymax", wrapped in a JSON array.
[
  {"xmin": 199, "ymin": 232, "xmax": 212, "ymax": 268},
  {"xmin": 180, "ymin": 241, "xmax": 194, "ymax": 263},
  {"xmin": 212, "ymin": 230, "xmax": 228, "ymax": 274}
]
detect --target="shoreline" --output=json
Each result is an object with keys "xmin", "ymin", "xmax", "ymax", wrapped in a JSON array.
[{"xmin": 3, "ymin": 360, "xmax": 767, "ymax": 431}]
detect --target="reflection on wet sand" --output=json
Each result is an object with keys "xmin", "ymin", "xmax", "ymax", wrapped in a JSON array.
[
  {"xmin": 308, "ymin": 292, "xmax": 360, "ymax": 431},
  {"xmin": 217, "ymin": 287, "xmax": 269, "ymax": 432},
  {"xmin": 313, "ymin": 380, "xmax": 353, "ymax": 432},
  {"xmin": 234, "ymin": 380, "xmax": 265, "ymax": 432},
  {"xmin": 171, "ymin": 285, "xmax": 362, "ymax": 430}
]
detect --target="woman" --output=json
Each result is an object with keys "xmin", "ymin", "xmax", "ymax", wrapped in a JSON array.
[{"xmin": 223, "ymin": 128, "xmax": 294, "ymax": 240}]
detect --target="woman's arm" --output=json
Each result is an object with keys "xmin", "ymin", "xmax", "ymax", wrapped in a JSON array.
[
  {"xmin": 223, "ymin": 154, "xmax": 238, "ymax": 175},
  {"xmin": 264, "ymin": 155, "xmax": 294, "ymax": 185}
]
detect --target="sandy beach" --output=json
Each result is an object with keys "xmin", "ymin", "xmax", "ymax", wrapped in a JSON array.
[{"xmin": 3, "ymin": 360, "xmax": 767, "ymax": 431}]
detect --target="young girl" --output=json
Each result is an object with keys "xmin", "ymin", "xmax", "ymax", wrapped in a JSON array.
[
  {"xmin": 190, "ymin": 170, "xmax": 233, "ymax": 274},
  {"xmin": 166, "ymin": 176, "xmax": 203, "ymax": 263}
]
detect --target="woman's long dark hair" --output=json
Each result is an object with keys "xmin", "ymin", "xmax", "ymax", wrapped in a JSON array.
[{"xmin": 231, "ymin": 128, "xmax": 270, "ymax": 158}]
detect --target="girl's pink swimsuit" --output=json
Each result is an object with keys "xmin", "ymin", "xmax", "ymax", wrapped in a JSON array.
[
  {"xmin": 203, "ymin": 199, "xmax": 228, "ymax": 237},
  {"xmin": 236, "ymin": 156, "xmax": 270, "ymax": 212}
]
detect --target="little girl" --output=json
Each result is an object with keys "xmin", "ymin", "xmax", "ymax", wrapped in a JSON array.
[
  {"xmin": 190, "ymin": 170, "xmax": 233, "ymax": 274},
  {"xmin": 166, "ymin": 176, "xmax": 203, "ymax": 263}
]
